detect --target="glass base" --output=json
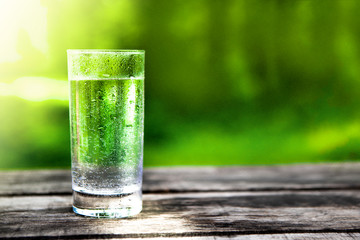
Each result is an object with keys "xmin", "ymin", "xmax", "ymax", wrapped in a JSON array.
[{"xmin": 72, "ymin": 190, "xmax": 142, "ymax": 218}]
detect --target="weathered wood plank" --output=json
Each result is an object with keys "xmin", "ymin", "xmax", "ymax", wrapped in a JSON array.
[
  {"xmin": 85, "ymin": 233, "xmax": 360, "ymax": 240},
  {"xmin": 1, "ymin": 190, "xmax": 360, "ymax": 238},
  {"xmin": 144, "ymin": 163, "xmax": 360, "ymax": 192},
  {"xmin": 0, "ymin": 170, "xmax": 70, "ymax": 195},
  {"xmin": 1, "ymin": 163, "xmax": 360, "ymax": 195}
]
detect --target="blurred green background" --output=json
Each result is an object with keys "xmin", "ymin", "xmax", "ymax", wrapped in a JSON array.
[{"xmin": 1, "ymin": 0, "xmax": 360, "ymax": 169}]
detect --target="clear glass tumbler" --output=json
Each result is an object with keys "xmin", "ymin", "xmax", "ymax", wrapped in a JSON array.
[{"xmin": 67, "ymin": 49, "xmax": 145, "ymax": 218}]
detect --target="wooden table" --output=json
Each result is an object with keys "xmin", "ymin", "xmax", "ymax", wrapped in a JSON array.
[{"xmin": 1, "ymin": 163, "xmax": 360, "ymax": 239}]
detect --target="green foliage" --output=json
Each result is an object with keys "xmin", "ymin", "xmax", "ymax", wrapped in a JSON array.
[
  {"xmin": 0, "ymin": 97, "xmax": 69, "ymax": 169},
  {"xmin": 1, "ymin": 0, "xmax": 360, "ymax": 168}
]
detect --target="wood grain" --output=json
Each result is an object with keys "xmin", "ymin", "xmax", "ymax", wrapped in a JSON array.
[
  {"xmin": 86, "ymin": 233, "xmax": 360, "ymax": 240},
  {"xmin": 1, "ymin": 190, "xmax": 360, "ymax": 238},
  {"xmin": 1, "ymin": 163, "xmax": 360, "ymax": 239},
  {"xmin": 1, "ymin": 162, "xmax": 360, "ymax": 195}
]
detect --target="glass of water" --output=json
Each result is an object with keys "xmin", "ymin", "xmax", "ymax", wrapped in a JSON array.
[{"xmin": 67, "ymin": 49, "xmax": 145, "ymax": 218}]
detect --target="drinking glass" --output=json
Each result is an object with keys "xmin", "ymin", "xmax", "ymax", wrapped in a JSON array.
[{"xmin": 67, "ymin": 49, "xmax": 145, "ymax": 218}]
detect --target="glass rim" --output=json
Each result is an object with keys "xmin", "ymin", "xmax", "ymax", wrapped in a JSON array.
[{"xmin": 67, "ymin": 49, "xmax": 145, "ymax": 54}]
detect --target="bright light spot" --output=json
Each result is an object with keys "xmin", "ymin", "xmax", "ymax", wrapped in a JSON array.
[
  {"xmin": 307, "ymin": 123, "xmax": 360, "ymax": 153},
  {"xmin": 0, "ymin": 0, "xmax": 48, "ymax": 63},
  {"xmin": 0, "ymin": 77, "xmax": 68, "ymax": 101}
]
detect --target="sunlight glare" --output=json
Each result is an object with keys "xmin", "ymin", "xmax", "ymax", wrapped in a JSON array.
[
  {"xmin": 0, "ymin": 0, "xmax": 48, "ymax": 63},
  {"xmin": 0, "ymin": 77, "xmax": 68, "ymax": 101}
]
